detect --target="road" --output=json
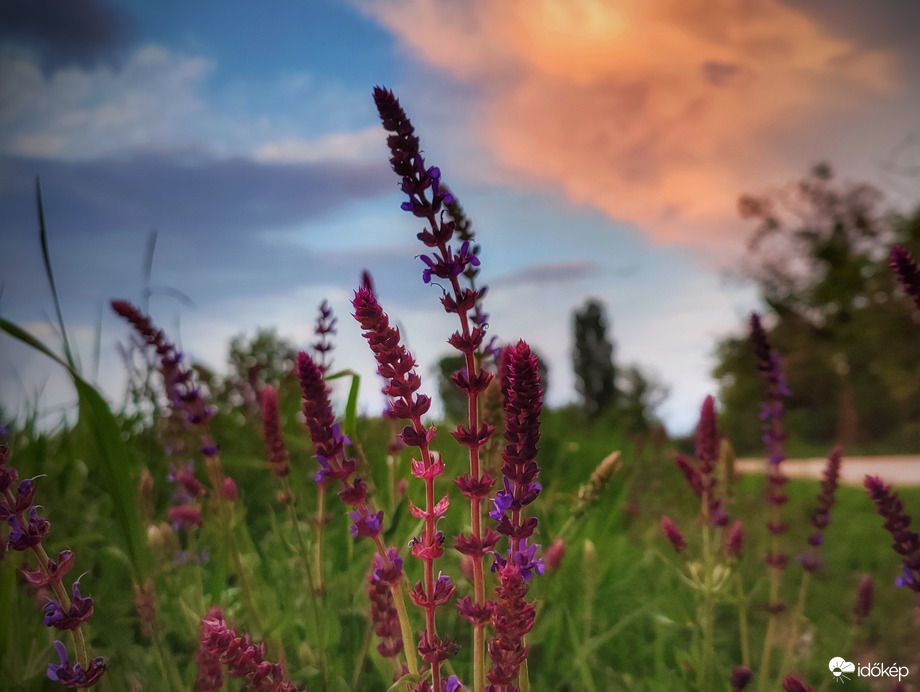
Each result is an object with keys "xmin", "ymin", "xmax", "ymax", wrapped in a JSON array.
[{"xmin": 736, "ymin": 455, "xmax": 920, "ymax": 486}]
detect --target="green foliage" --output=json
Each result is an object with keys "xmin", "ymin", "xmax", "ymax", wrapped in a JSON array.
[
  {"xmin": 573, "ymin": 298, "xmax": 618, "ymax": 419},
  {"xmin": 215, "ymin": 328, "xmax": 300, "ymax": 418},
  {"xmin": 715, "ymin": 164, "xmax": 920, "ymax": 453},
  {"xmin": 570, "ymin": 300, "xmax": 667, "ymax": 432}
]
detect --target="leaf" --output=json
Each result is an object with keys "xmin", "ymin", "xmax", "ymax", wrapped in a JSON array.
[
  {"xmin": 0, "ymin": 316, "xmax": 151, "ymax": 579},
  {"xmin": 36, "ymin": 178, "xmax": 77, "ymax": 372},
  {"xmin": 325, "ymin": 368, "xmax": 361, "ymax": 443}
]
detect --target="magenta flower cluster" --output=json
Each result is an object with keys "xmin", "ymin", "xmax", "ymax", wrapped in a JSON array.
[
  {"xmin": 367, "ymin": 548, "xmax": 406, "ymax": 660},
  {"xmin": 890, "ymin": 244, "xmax": 920, "ymax": 311},
  {"xmin": 797, "ymin": 446, "xmax": 842, "ymax": 572},
  {"xmin": 865, "ymin": 475, "xmax": 920, "ymax": 598},
  {"xmin": 196, "ymin": 607, "xmax": 301, "ymax": 692},
  {"xmin": 297, "ymin": 351, "xmax": 382, "ymax": 538},
  {"xmin": 111, "ymin": 300, "xmax": 215, "ymax": 434},
  {"xmin": 674, "ymin": 395, "xmax": 729, "ymax": 527},
  {"xmin": 750, "ymin": 312, "xmax": 791, "ymax": 590},
  {"xmin": 112, "ymin": 300, "xmax": 227, "ymax": 534},
  {"xmin": 491, "ymin": 342, "xmax": 544, "ymax": 576},
  {"xmin": 1, "ymin": 444, "xmax": 105, "ymax": 688}
]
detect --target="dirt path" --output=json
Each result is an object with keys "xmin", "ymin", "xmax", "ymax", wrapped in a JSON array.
[{"xmin": 736, "ymin": 455, "xmax": 920, "ymax": 486}]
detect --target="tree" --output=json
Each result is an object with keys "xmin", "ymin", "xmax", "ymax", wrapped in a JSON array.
[
  {"xmin": 618, "ymin": 365, "xmax": 669, "ymax": 434},
  {"xmin": 715, "ymin": 164, "xmax": 920, "ymax": 451},
  {"xmin": 217, "ymin": 328, "xmax": 299, "ymax": 416},
  {"xmin": 572, "ymin": 298, "xmax": 618, "ymax": 419}
]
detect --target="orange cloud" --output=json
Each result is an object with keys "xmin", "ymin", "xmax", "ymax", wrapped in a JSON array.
[{"xmin": 363, "ymin": 0, "xmax": 897, "ymax": 252}]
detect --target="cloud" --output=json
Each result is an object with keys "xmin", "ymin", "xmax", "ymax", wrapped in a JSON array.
[
  {"xmin": 0, "ymin": 45, "xmax": 213, "ymax": 159},
  {"xmin": 0, "ymin": 152, "xmax": 395, "ymax": 324},
  {"xmin": 253, "ymin": 128, "xmax": 386, "ymax": 164},
  {"xmin": 492, "ymin": 260, "xmax": 597, "ymax": 287},
  {"xmin": 0, "ymin": 0, "xmax": 136, "ymax": 73},
  {"xmin": 362, "ymin": 0, "xmax": 898, "ymax": 252}
]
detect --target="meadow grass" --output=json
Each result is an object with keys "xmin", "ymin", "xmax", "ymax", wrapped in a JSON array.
[{"xmin": 2, "ymin": 389, "xmax": 918, "ymax": 691}]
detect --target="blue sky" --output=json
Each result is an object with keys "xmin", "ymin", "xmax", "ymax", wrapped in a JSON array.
[{"xmin": 2, "ymin": 0, "xmax": 919, "ymax": 433}]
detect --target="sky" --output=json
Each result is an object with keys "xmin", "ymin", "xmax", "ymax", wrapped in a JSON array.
[{"xmin": 2, "ymin": 0, "xmax": 920, "ymax": 434}]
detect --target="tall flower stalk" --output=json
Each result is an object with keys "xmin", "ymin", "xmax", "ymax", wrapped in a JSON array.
[
  {"xmin": 296, "ymin": 349, "xmax": 420, "ymax": 680},
  {"xmin": 781, "ymin": 446, "xmax": 842, "ymax": 675},
  {"xmin": 374, "ymin": 84, "xmax": 495, "ymax": 692},
  {"xmin": 749, "ymin": 312, "xmax": 791, "ymax": 692},
  {"xmin": 1, "ymin": 444, "xmax": 106, "ymax": 689},
  {"xmin": 669, "ymin": 396, "xmax": 736, "ymax": 690},
  {"xmin": 352, "ymin": 287, "xmax": 457, "ymax": 689},
  {"xmin": 486, "ymin": 340, "xmax": 543, "ymax": 692},
  {"xmin": 111, "ymin": 300, "xmax": 263, "ymax": 630},
  {"xmin": 865, "ymin": 475, "xmax": 920, "ymax": 600},
  {"xmin": 196, "ymin": 607, "xmax": 300, "ymax": 692},
  {"xmin": 310, "ymin": 300, "xmax": 337, "ymax": 597}
]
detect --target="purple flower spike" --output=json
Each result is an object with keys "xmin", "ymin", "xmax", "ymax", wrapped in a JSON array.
[
  {"xmin": 890, "ymin": 244, "xmax": 920, "ymax": 312},
  {"xmin": 750, "ymin": 312, "xmax": 790, "ymax": 581},
  {"xmin": 261, "ymin": 387, "xmax": 290, "ymax": 479},
  {"xmin": 198, "ymin": 608, "xmax": 299, "ymax": 692},
  {"xmin": 374, "ymin": 87, "xmax": 454, "ymax": 224},
  {"xmin": 864, "ymin": 475, "xmax": 920, "ymax": 596},
  {"xmin": 486, "ymin": 561, "xmax": 535, "ymax": 688},
  {"xmin": 494, "ymin": 341, "xmax": 543, "ymax": 549},
  {"xmin": 312, "ymin": 299, "xmax": 337, "ymax": 374},
  {"xmin": 47, "ymin": 640, "xmax": 106, "ymax": 688},
  {"xmin": 298, "ymin": 352, "xmax": 351, "ymax": 484},
  {"xmin": 661, "ymin": 516, "xmax": 687, "ymax": 554},
  {"xmin": 726, "ymin": 520, "xmax": 745, "ymax": 559},
  {"xmin": 853, "ymin": 573, "xmax": 874, "ymax": 624},
  {"xmin": 111, "ymin": 301, "xmax": 215, "ymax": 430},
  {"xmin": 798, "ymin": 446, "xmax": 843, "ymax": 572},
  {"xmin": 367, "ymin": 553, "xmax": 404, "ymax": 659},
  {"xmin": 695, "ymin": 395, "xmax": 719, "ymax": 474}
]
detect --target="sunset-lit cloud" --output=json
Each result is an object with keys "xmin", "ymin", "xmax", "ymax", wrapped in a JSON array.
[{"xmin": 362, "ymin": 0, "xmax": 898, "ymax": 251}]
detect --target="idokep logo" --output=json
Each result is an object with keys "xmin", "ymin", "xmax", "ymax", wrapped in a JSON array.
[
  {"xmin": 828, "ymin": 657, "xmax": 909, "ymax": 684},
  {"xmin": 829, "ymin": 658, "xmax": 855, "ymax": 682}
]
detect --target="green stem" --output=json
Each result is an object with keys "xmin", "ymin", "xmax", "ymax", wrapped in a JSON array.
[
  {"xmin": 756, "ymin": 609, "xmax": 778, "ymax": 692},
  {"xmin": 372, "ymin": 536, "xmax": 419, "ymax": 678},
  {"xmin": 699, "ymin": 500, "xmax": 715, "ymax": 692},
  {"xmin": 736, "ymin": 574, "xmax": 751, "ymax": 668},
  {"xmin": 315, "ymin": 484, "xmax": 326, "ymax": 596},
  {"xmin": 283, "ymin": 484, "xmax": 327, "ymax": 690},
  {"xmin": 151, "ymin": 628, "xmax": 186, "ymax": 690},
  {"xmin": 779, "ymin": 571, "xmax": 811, "ymax": 678}
]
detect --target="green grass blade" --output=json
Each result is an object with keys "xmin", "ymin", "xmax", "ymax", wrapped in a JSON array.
[
  {"xmin": 36, "ymin": 177, "xmax": 77, "ymax": 372},
  {"xmin": 326, "ymin": 369, "xmax": 361, "ymax": 442},
  {"xmin": 0, "ymin": 317, "xmax": 69, "ymax": 369},
  {"xmin": 0, "ymin": 315, "xmax": 151, "ymax": 579}
]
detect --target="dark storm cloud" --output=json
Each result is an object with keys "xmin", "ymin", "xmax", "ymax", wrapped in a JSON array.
[
  {"xmin": 0, "ymin": 152, "xmax": 397, "ymax": 322},
  {"xmin": 0, "ymin": 0, "xmax": 136, "ymax": 72},
  {"xmin": 784, "ymin": 0, "xmax": 920, "ymax": 61},
  {"xmin": 491, "ymin": 261, "xmax": 597, "ymax": 288}
]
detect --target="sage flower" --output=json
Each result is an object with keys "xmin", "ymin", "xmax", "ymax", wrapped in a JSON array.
[{"xmin": 865, "ymin": 475, "xmax": 920, "ymax": 598}]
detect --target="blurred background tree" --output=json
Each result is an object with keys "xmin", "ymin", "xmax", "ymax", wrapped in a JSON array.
[
  {"xmin": 573, "ymin": 298, "xmax": 619, "ymax": 419},
  {"xmin": 215, "ymin": 328, "xmax": 299, "ymax": 419},
  {"xmin": 570, "ymin": 298, "xmax": 667, "ymax": 433},
  {"xmin": 714, "ymin": 163, "xmax": 920, "ymax": 453}
]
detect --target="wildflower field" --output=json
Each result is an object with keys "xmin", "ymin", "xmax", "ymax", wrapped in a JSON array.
[{"xmin": 3, "ymin": 89, "xmax": 920, "ymax": 692}]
